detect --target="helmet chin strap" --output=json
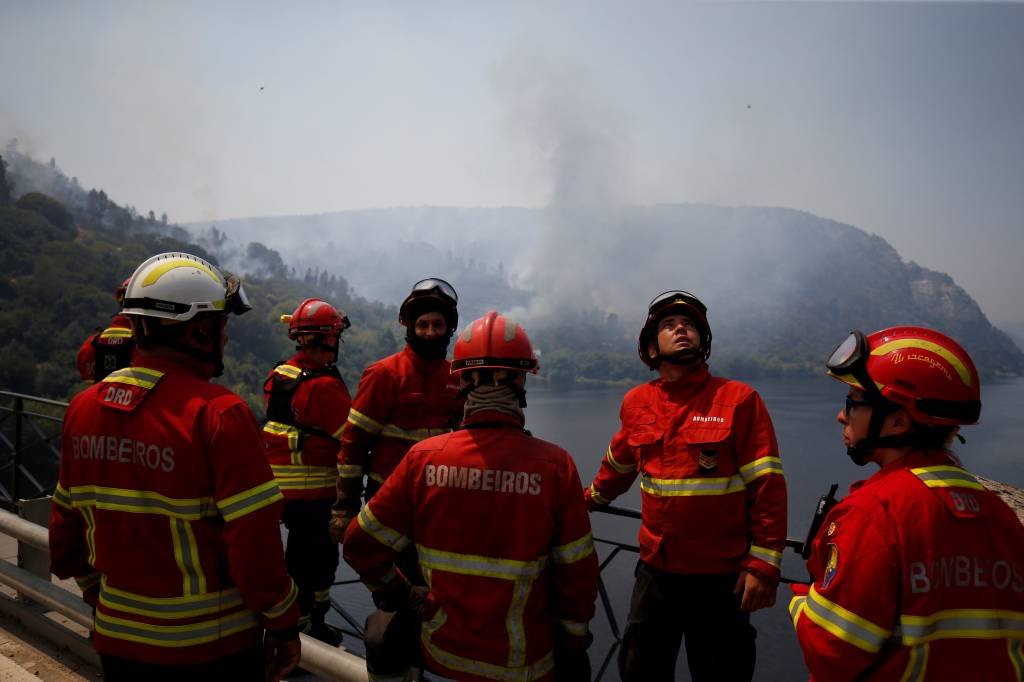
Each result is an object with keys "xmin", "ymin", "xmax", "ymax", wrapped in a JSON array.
[
  {"xmin": 657, "ymin": 348, "xmax": 702, "ymax": 367},
  {"xmin": 845, "ymin": 403, "xmax": 927, "ymax": 465}
]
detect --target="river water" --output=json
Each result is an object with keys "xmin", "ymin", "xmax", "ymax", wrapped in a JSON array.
[{"xmin": 330, "ymin": 375, "xmax": 1024, "ymax": 681}]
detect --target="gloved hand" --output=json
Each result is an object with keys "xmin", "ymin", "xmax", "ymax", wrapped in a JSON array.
[
  {"xmin": 582, "ymin": 485, "xmax": 604, "ymax": 512},
  {"xmin": 264, "ymin": 626, "xmax": 301, "ymax": 682},
  {"xmin": 329, "ymin": 509, "xmax": 357, "ymax": 544},
  {"xmin": 553, "ymin": 646, "xmax": 592, "ymax": 682}
]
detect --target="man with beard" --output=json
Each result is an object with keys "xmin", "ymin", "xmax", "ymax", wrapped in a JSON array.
[
  {"xmin": 330, "ymin": 279, "xmax": 463, "ymax": 590},
  {"xmin": 585, "ymin": 290, "xmax": 788, "ymax": 682}
]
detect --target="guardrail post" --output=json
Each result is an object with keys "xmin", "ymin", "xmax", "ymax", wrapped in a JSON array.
[{"xmin": 13, "ymin": 396, "xmax": 23, "ymax": 504}]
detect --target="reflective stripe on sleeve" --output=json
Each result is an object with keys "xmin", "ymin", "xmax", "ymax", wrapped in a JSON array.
[
  {"xmin": 559, "ymin": 619, "xmax": 590, "ymax": 637},
  {"xmin": 789, "ymin": 594, "xmax": 807, "ymax": 626},
  {"xmin": 604, "ymin": 447, "xmax": 635, "ymax": 474},
  {"xmin": 53, "ymin": 483, "xmax": 73, "ymax": 510},
  {"xmin": 94, "ymin": 608, "xmax": 258, "ymax": 648},
  {"xmin": 270, "ymin": 464, "xmax": 337, "ymax": 491},
  {"xmin": 332, "ymin": 422, "xmax": 347, "ymax": 439},
  {"xmin": 337, "ymin": 464, "xmax": 364, "ymax": 479},
  {"xmin": 1008, "ymin": 638, "xmax": 1024, "ymax": 680},
  {"xmin": 417, "ymin": 545, "xmax": 546, "ymax": 581},
  {"xmin": 749, "ymin": 545, "xmax": 783, "ymax": 569},
  {"xmin": 640, "ymin": 474, "xmax": 745, "ymax": 497},
  {"xmin": 99, "ymin": 327, "xmax": 133, "ymax": 340},
  {"xmin": 899, "ymin": 608, "xmax": 1024, "ymax": 644},
  {"xmin": 347, "ymin": 408, "xmax": 384, "ymax": 435},
  {"xmin": 802, "ymin": 586, "xmax": 891, "ymax": 653},
  {"xmin": 357, "ymin": 506, "xmax": 411, "ymax": 553},
  {"xmin": 909, "ymin": 465, "xmax": 985, "ymax": 491},
  {"xmin": 273, "ymin": 364, "xmax": 301, "ymax": 379},
  {"xmin": 552, "ymin": 532, "xmax": 595, "ymax": 565},
  {"xmin": 365, "ymin": 566, "xmax": 399, "ymax": 592},
  {"xmin": 216, "ymin": 480, "xmax": 283, "ymax": 522},
  {"xmin": 588, "ymin": 485, "xmax": 609, "ymax": 506},
  {"xmin": 263, "ymin": 579, "xmax": 298, "ymax": 621},
  {"xmin": 739, "ymin": 456, "xmax": 784, "ymax": 483}
]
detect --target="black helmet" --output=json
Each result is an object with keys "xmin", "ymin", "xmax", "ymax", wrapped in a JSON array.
[
  {"xmin": 638, "ymin": 290, "xmax": 712, "ymax": 368},
  {"xmin": 399, "ymin": 277, "xmax": 458, "ymax": 336}
]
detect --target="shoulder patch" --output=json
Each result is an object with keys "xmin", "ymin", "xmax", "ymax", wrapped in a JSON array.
[
  {"xmin": 821, "ymin": 543, "xmax": 840, "ymax": 590},
  {"xmin": 98, "ymin": 367, "xmax": 164, "ymax": 412}
]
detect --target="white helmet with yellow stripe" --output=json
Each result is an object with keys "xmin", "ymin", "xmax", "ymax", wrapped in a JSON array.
[{"xmin": 122, "ymin": 252, "xmax": 251, "ymax": 322}]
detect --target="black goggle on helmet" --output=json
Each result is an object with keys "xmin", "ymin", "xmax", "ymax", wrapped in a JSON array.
[
  {"xmin": 637, "ymin": 290, "xmax": 712, "ymax": 368},
  {"xmin": 399, "ymin": 277, "xmax": 459, "ymax": 332}
]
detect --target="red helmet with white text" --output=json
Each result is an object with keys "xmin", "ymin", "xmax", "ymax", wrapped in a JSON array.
[
  {"xmin": 451, "ymin": 311, "xmax": 539, "ymax": 374},
  {"xmin": 281, "ymin": 298, "xmax": 350, "ymax": 350}
]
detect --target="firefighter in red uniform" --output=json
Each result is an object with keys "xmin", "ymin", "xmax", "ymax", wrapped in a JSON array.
[
  {"xmin": 50, "ymin": 253, "xmax": 301, "ymax": 682},
  {"xmin": 330, "ymin": 279, "xmax": 463, "ymax": 577},
  {"xmin": 344, "ymin": 311, "xmax": 599, "ymax": 681},
  {"xmin": 790, "ymin": 326, "xmax": 1024, "ymax": 681},
  {"xmin": 77, "ymin": 277, "xmax": 135, "ymax": 382},
  {"xmin": 585, "ymin": 290, "xmax": 788, "ymax": 682},
  {"xmin": 262, "ymin": 298, "xmax": 352, "ymax": 645}
]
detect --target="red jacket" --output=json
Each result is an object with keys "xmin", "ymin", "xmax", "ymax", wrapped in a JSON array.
[
  {"xmin": 50, "ymin": 352, "xmax": 299, "ymax": 665},
  {"xmin": 76, "ymin": 314, "xmax": 135, "ymax": 382},
  {"xmin": 790, "ymin": 451, "xmax": 1024, "ymax": 681},
  {"xmin": 262, "ymin": 353, "xmax": 351, "ymax": 500},
  {"xmin": 337, "ymin": 345, "xmax": 462, "ymax": 488},
  {"xmin": 343, "ymin": 411, "xmax": 599, "ymax": 682},
  {"xmin": 587, "ymin": 365, "xmax": 787, "ymax": 583}
]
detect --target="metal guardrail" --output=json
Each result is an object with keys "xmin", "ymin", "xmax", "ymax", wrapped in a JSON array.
[{"xmin": 0, "ymin": 391, "xmax": 67, "ymax": 510}]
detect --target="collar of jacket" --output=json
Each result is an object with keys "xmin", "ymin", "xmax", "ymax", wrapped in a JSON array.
[
  {"xmin": 849, "ymin": 449, "xmax": 957, "ymax": 494},
  {"xmin": 462, "ymin": 409, "xmax": 525, "ymax": 429},
  {"xmin": 655, "ymin": 364, "xmax": 712, "ymax": 400},
  {"xmin": 132, "ymin": 348, "xmax": 213, "ymax": 380}
]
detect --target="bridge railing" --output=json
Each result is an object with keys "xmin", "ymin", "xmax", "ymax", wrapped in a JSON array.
[{"xmin": 0, "ymin": 390, "xmax": 67, "ymax": 510}]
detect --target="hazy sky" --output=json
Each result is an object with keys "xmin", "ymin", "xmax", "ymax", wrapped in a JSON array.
[{"xmin": 2, "ymin": 1, "xmax": 1022, "ymax": 323}]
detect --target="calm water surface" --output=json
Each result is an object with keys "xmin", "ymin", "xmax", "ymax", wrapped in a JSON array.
[{"xmin": 331, "ymin": 375, "xmax": 1024, "ymax": 681}]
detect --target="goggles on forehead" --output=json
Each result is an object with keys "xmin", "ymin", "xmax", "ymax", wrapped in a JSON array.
[
  {"xmin": 412, "ymin": 277, "xmax": 458, "ymax": 304},
  {"xmin": 648, "ymin": 290, "xmax": 706, "ymax": 317},
  {"xmin": 225, "ymin": 275, "xmax": 252, "ymax": 316},
  {"xmin": 827, "ymin": 330, "xmax": 884, "ymax": 403}
]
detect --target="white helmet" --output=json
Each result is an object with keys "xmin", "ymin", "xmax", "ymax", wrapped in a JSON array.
[{"xmin": 122, "ymin": 252, "xmax": 250, "ymax": 322}]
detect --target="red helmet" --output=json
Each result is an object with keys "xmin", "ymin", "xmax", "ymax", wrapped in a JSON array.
[
  {"xmin": 638, "ymin": 290, "xmax": 712, "ymax": 368},
  {"xmin": 281, "ymin": 298, "xmax": 350, "ymax": 349},
  {"xmin": 451, "ymin": 311, "xmax": 539, "ymax": 374},
  {"xmin": 826, "ymin": 326, "xmax": 981, "ymax": 426},
  {"xmin": 114, "ymin": 277, "xmax": 131, "ymax": 305}
]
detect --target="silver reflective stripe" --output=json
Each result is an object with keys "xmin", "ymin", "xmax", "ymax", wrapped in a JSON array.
[
  {"xmin": 910, "ymin": 466, "xmax": 983, "ymax": 489},
  {"xmin": 100, "ymin": 584, "xmax": 243, "ymax": 617},
  {"xmin": 901, "ymin": 643, "xmax": 929, "ymax": 682},
  {"xmin": 805, "ymin": 589, "xmax": 889, "ymax": 652},
  {"xmin": 552, "ymin": 532, "xmax": 595, "ymax": 565},
  {"xmin": 560, "ymin": 620, "xmax": 589, "ymax": 637},
  {"xmin": 421, "ymin": 630, "xmax": 555, "ymax": 682},
  {"xmin": 358, "ymin": 506, "xmax": 411, "ymax": 552},
  {"xmin": 416, "ymin": 545, "xmax": 546, "ymax": 580},
  {"xmin": 70, "ymin": 487, "xmax": 215, "ymax": 519},
  {"xmin": 900, "ymin": 610, "xmax": 1024, "ymax": 643},
  {"xmin": 749, "ymin": 545, "xmax": 783, "ymax": 569},
  {"xmin": 1008, "ymin": 638, "xmax": 1024, "ymax": 680},
  {"xmin": 217, "ymin": 482, "xmax": 281, "ymax": 520},
  {"xmin": 739, "ymin": 456, "xmax": 784, "ymax": 483},
  {"xmin": 640, "ymin": 474, "xmax": 745, "ymax": 497},
  {"xmin": 506, "ymin": 579, "xmax": 531, "ymax": 668}
]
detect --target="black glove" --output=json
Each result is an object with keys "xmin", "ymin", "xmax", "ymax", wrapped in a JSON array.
[{"xmin": 554, "ymin": 646, "xmax": 592, "ymax": 682}]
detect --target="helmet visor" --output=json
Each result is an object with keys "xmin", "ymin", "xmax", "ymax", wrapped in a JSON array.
[
  {"xmin": 225, "ymin": 275, "xmax": 252, "ymax": 316},
  {"xmin": 412, "ymin": 278, "xmax": 458, "ymax": 304},
  {"xmin": 826, "ymin": 331, "xmax": 867, "ymax": 373},
  {"xmin": 648, "ymin": 290, "xmax": 706, "ymax": 317}
]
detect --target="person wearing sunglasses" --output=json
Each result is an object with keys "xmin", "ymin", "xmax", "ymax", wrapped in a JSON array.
[
  {"xmin": 791, "ymin": 326, "xmax": 1024, "ymax": 681},
  {"xmin": 50, "ymin": 253, "xmax": 302, "ymax": 682},
  {"xmin": 585, "ymin": 290, "xmax": 787, "ymax": 682},
  {"xmin": 261, "ymin": 298, "xmax": 352, "ymax": 646},
  {"xmin": 330, "ymin": 279, "xmax": 464, "ymax": 582}
]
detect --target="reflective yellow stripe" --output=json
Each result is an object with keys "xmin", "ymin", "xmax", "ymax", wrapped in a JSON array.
[
  {"xmin": 588, "ymin": 484, "xmax": 609, "ymax": 506},
  {"xmin": 95, "ymin": 608, "xmax": 257, "ymax": 647},
  {"xmin": 101, "ymin": 366, "xmax": 164, "ymax": 389},
  {"xmin": 357, "ymin": 506, "xmax": 410, "ymax": 552},
  {"xmin": 899, "ymin": 643, "xmax": 929, "ymax": 682},
  {"xmin": 337, "ymin": 464, "xmax": 364, "ymax": 479},
  {"xmin": 81, "ymin": 506, "xmax": 97, "ymax": 566},
  {"xmin": 640, "ymin": 474, "xmax": 745, "ymax": 497},
  {"xmin": 506, "ymin": 578, "xmax": 531, "ymax": 667},
  {"xmin": 270, "ymin": 464, "xmax": 337, "ymax": 490},
  {"xmin": 63, "ymin": 485, "xmax": 218, "ymax": 519},
  {"xmin": 789, "ymin": 594, "xmax": 807, "ymax": 626},
  {"xmin": 216, "ymin": 480, "xmax": 283, "ymax": 522},
  {"xmin": 871, "ymin": 339, "xmax": 973, "ymax": 387},
  {"xmin": 909, "ymin": 465, "xmax": 985, "ymax": 491},
  {"xmin": 170, "ymin": 518, "xmax": 206, "ymax": 595},
  {"xmin": 366, "ymin": 566, "xmax": 399, "ymax": 592},
  {"xmin": 1008, "ymin": 638, "xmax": 1024, "ymax": 680},
  {"xmin": 803, "ymin": 586, "xmax": 891, "ymax": 652},
  {"xmin": 417, "ymin": 544, "xmax": 546, "ymax": 581},
  {"xmin": 314, "ymin": 588, "xmax": 331, "ymax": 603},
  {"xmin": 559, "ymin": 619, "xmax": 589, "ymax": 637},
  {"xmin": 53, "ymin": 483, "xmax": 73, "ymax": 510},
  {"xmin": 380, "ymin": 424, "xmax": 450, "ymax": 442},
  {"xmin": 99, "ymin": 327, "xmax": 133, "ymax": 339},
  {"xmin": 368, "ymin": 471, "xmax": 385, "ymax": 484},
  {"xmin": 739, "ymin": 456, "xmax": 784, "ymax": 483},
  {"xmin": 273, "ymin": 364, "xmax": 302, "ymax": 379},
  {"xmin": 604, "ymin": 447, "xmax": 635, "ymax": 474},
  {"xmin": 347, "ymin": 408, "xmax": 383, "ymax": 435},
  {"xmin": 263, "ymin": 421, "xmax": 302, "ymax": 464},
  {"xmin": 263, "ymin": 579, "xmax": 298, "ymax": 620},
  {"xmin": 141, "ymin": 258, "xmax": 221, "ymax": 287},
  {"xmin": 99, "ymin": 577, "xmax": 243, "ymax": 618},
  {"xmin": 900, "ymin": 608, "xmax": 1024, "ymax": 643},
  {"xmin": 332, "ymin": 422, "xmax": 347, "ymax": 439},
  {"xmin": 749, "ymin": 544, "xmax": 783, "ymax": 569},
  {"xmin": 552, "ymin": 532, "xmax": 595, "ymax": 565}
]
